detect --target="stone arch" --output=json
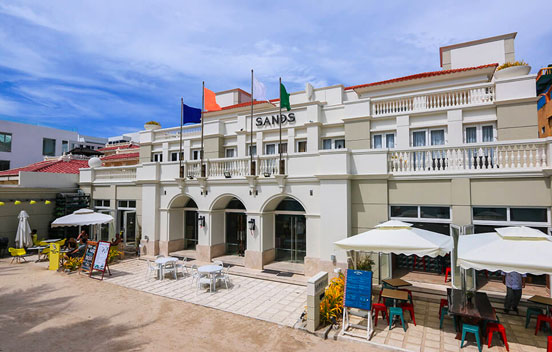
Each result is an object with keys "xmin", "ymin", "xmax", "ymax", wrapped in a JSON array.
[
  {"xmin": 167, "ymin": 193, "xmax": 197, "ymax": 209},
  {"xmin": 209, "ymin": 193, "xmax": 247, "ymax": 211},
  {"xmin": 260, "ymin": 193, "xmax": 307, "ymax": 213}
]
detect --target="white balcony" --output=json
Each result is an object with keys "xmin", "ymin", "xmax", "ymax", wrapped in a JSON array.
[
  {"xmin": 388, "ymin": 140, "xmax": 549, "ymax": 176},
  {"xmin": 372, "ymin": 84, "xmax": 495, "ymax": 117},
  {"xmin": 93, "ymin": 166, "xmax": 137, "ymax": 181},
  {"xmin": 152, "ymin": 125, "xmax": 201, "ymax": 142}
]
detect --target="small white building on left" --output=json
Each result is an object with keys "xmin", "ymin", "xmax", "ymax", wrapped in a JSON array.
[{"xmin": 0, "ymin": 119, "xmax": 108, "ymax": 170}]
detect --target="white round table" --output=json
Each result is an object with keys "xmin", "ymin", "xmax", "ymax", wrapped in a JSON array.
[
  {"xmin": 155, "ymin": 257, "xmax": 178, "ymax": 280},
  {"xmin": 198, "ymin": 265, "xmax": 223, "ymax": 292}
]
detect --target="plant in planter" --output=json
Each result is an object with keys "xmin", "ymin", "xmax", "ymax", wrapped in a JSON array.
[
  {"xmin": 320, "ymin": 272, "xmax": 345, "ymax": 326},
  {"xmin": 495, "ymin": 60, "xmax": 531, "ymax": 79},
  {"xmin": 144, "ymin": 120, "xmax": 161, "ymax": 130},
  {"xmin": 356, "ymin": 257, "xmax": 375, "ymax": 271}
]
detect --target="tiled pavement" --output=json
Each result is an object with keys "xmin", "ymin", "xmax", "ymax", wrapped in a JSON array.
[
  {"xmin": 346, "ymin": 299, "xmax": 549, "ymax": 351},
  {"xmin": 103, "ymin": 259, "xmax": 306, "ymax": 327}
]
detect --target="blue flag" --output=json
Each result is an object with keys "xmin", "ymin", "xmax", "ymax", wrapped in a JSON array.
[{"xmin": 183, "ymin": 103, "xmax": 201, "ymax": 124}]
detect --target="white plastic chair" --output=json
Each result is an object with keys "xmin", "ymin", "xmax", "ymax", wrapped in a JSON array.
[
  {"xmin": 175, "ymin": 258, "xmax": 188, "ymax": 278},
  {"xmin": 216, "ymin": 265, "xmax": 231, "ymax": 289},
  {"xmin": 213, "ymin": 260, "xmax": 223, "ymax": 267},
  {"xmin": 191, "ymin": 264, "xmax": 202, "ymax": 287},
  {"xmin": 162, "ymin": 260, "xmax": 178, "ymax": 280},
  {"xmin": 198, "ymin": 276, "xmax": 212, "ymax": 292},
  {"xmin": 145, "ymin": 260, "xmax": 160, "ymax": 280}
]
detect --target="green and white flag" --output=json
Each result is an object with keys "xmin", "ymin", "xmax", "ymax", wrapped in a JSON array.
[{"xmin": 280, "ymin": 82, "xmax": 291, "ymax": 111}]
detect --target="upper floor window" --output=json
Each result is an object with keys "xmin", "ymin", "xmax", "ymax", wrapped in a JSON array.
[
  {"xmin": 191, "ymin": 149, "xmax": 200, "ymax": 160},
  {"xmin": 411, "ymin": 128, "xmax": 446, "ymax": 147},
  {"xmin": 225, "ymin": 148, "xmax": 235, "ymax": 158},
  {"xmin": 152, "ymin": 153, "xmax": 162, "ymax": 162},
  {"xmin": 390, "ymin": 205, "xmax": 451, "ymax": 221},
  {"xmin": 0, "ymin": 132, "xmax": 11, "ymax": 152},
  {"xmin": 0, "ymin": 160, "xmax": 9, "ymax": 171},
  {"xmin": 473, "ymin": 207, "xmax": 548, "ymax": 224},
  {"xmin": 278, "ymin": 142, "xmax": 287, "ymax": 154},
  {"xmin": 94, "ymin": 199, "xmax": 111, "ymax": 208},
  {"xmin": 43, "ymin": 138, "xmax": 56, "ymax": 156},
  {"xmin": 322, "ymin": 138, "xmax": 346, "ymax": 150},
  {"xmin": 265, "ymin": 143, "xmax": 276, "ymax": 155},
  {"xmin": 372, "ymin": 133, "xmax": 395, "ymax": 149},
  {"xmin": 118, "ymin": 200, "xmax": 137, "ymax": 209},
  {"xmin": 297, "ymin": 140, "xmax": 307, "ymax": 153},
  {"xmin": 171, "ymin": 152, "xmax": 179, "ymax": 162},
  {"xmin": 464, "ymin": 124, "xmax": 495, "ymax": 143},
  {"xmin": 61, "ymin": 140, "xmax": 68, "ymax": 154},
  {"xmin": 248, "ymin": 145, "xmax": 257, "ymax": 156}
]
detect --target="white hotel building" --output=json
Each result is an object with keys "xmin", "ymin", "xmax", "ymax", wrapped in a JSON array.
[{"xmin": 79, "ymin": 33, "xmax": 550, "ymax": 289}]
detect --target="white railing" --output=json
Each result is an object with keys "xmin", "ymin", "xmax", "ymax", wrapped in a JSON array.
[
  {"xmin": 207, "ymin": 158, "xmax": 249, "ymax": 177},
  {"xmin": 153, "ymin": 125, "xmax": 201, "ymax": 142},
  {"xmin": 183, "ymin": 161, "xmax": 201, "ymax": 178},
  {"xmin": 388, "ymin": 141, "xmax": 548, "ymax": 174},
  {"xmin": 94, "ymin": 166, "xmax": 137, "ymax": 180},
  {"xmin": 372, "ymin": 85, "xmax": 495, "ymax": 117},
  {"xmin": 258, "ymin": 155, "xmax": 281, "ymax": 175}
]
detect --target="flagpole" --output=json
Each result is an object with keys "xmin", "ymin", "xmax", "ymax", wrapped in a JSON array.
[
  {"xmin": 201, "ymin": 81, "xmax": 205, "ymax": 177},
  {"xmin": 279, "ymin": 77, "xmax": 283, "ymax": 174},
  {"xmin": 179, "ymin": 97, "xmax": 184, "ymax": 178},
  {"xmin": 250, "ymin": 69, "xmax": 255, "ymax": 176}
]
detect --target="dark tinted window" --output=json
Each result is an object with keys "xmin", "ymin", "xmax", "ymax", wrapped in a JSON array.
[
  {"xmin": 510, "ymin": 208, "xmax": 547, "ymax": 223},
  {"xmin": 276, "ymin": 197, "xmax": 305, "ymax": 211},
  {"xmin": 421, "ymin": 206, "xmax": 450, "ymax": 219},
  {"xmin": 0, "ymin": 160, "xmax": 9, "ymax": 171},
  {"xmin": 226, "ymin": 198, "xmax": 245, "ymax": 210},
  {"xmin": 473, "ymin": 207, "xmax": 507, "ymax": 221},
  {"xmin": 390, "ymin": 206, "xmax": 417, "ymax": 218},
  {"xmin": 411, "ymin": 222, "xmax": 450, "ymax": 236},
  {"xmin": 185, "ymin": 198, "xmax": 198, "ymax": 208}
]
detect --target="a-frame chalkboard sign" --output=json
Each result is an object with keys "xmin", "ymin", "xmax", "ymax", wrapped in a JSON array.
[{"xmin": 79, "ymin": 240, "xmax": 112, "ymax": 280}]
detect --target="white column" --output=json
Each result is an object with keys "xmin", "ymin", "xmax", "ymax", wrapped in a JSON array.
[
  {"xmin": 396, "ymin": 115, "xmax": 410, "ymax": 148},
  {"xmin": 447, "ymin": 109, "xmax": 463, "ymax": 146},
  {"xmin": 319, "ymin": 179, "xmax": 350, "ymax": 263},
  {"xmin": 256, "ymin": 131, "xmax": 263, "ymax": 155},
  {"xmin": 287, "ymin": 127, "xmax": 296, "ymax": 154},
  {"xmin": 237, "ymin": 131, "xmax": 247, "ymax": 157},
  {"xmin": 162, "ymin": 142, "xmax": 169, "ymax": 162},
  {"xmin": 306, "ymin": 122, "xmax": 321, "ymax": 153}
]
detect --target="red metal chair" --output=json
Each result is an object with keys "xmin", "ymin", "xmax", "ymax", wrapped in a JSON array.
[
  {"xmin": 547, "ymin": 336, "xmax": 551, "ymax": 352},
  {"xmin": 400, "ymin": 302, "xmax": 416, "ymax": 325},
  {"xmin": 536, "ymin": 314, "xmax": 552, "ymax": 335},
  {"xmin": 413, "ymin": 255, "xmax": 426, "ymax": 271},
  {"xmin": 444, "ymin": 267, "xmax": 451, "ymax": 282},
  {"xmin": 398, "ymin": 288, "xmax": 414, "ymax": 305},
  {"xmin": 439, "ymin": 298, "xmax": 448, "ymax": 318},
  {"xmin": 372, "ymin": 303, "xmax": 388, "ymax": 326},
  {"xmin": 486, "ymin": 322, "xmax": 509, "ymax": 351}
]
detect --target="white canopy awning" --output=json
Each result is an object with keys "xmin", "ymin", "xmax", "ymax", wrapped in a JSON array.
[
  {"xmin": 334, "ymin": 220, "xmax": 453, "ymax": 257},
  {"xmin": 457, "ymin": 226, "xmax": 552, "ymax": 275},
  {"xmin": 51, "ymin": 208, "xmax": 114, "ymax": 227}
]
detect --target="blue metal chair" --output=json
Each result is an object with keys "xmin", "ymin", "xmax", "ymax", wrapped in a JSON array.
[
  {"xmin": 526, "ymin": 307, "xmax": 545, "ymax": 328},
  {"xmin": 389, "ymin": 307, "xmax": 406, "ymax": 331},
  {"xmin": 461, "ymin": 323, "xmax": 482, "ymax": 352}
]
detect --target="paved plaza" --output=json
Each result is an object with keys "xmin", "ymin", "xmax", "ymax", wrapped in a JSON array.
[
  {"xmin": 103, "ymin": 259, "xmax": 307, "ymax": 327},
  {"xmin": 345, "ymin": 298, "xmax": 549, "ymax": 352}
]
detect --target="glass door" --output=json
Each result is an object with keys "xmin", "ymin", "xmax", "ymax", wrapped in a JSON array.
[
  {"xmin": 275, "ymin": 214, "xmax": 306, "ymax": 263},
  {"xmin": 225, "ymin": 212, "xmax": 246, "ymax": 256},
  {"xmin": 123, "ymin": 211, "xmax": 136, "ymax": 244},
  {"xmin": 185, "ymin": 211, "xmax": 198, "ymax": 249}
]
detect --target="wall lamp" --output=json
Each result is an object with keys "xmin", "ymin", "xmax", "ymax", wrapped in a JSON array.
[
  {"xmin": 263, "ymin": 172, "xmax": 271, "ymax": 177},
  {"xmin": 248, "ymin": 218, "xmax": 256, "ymax": 231},
  {"xmin": 224, "ymin": 171, "xmax": 231, "ymax": 178},
  {"xmin": 198, "ymin": 215, "xmax": 206, "ymax": 227}
]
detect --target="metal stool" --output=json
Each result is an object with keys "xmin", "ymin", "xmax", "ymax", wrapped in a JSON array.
[
  {"xmin": 461, "ymin": 323, "xmax": 482, "ymax": 352},
  {"xmin": 389, "ymin": 307, "xmax": 406, "ymax": 332}
]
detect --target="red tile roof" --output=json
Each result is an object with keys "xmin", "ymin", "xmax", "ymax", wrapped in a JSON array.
[
  {"xmin": 0, "ymin": 159, "xmax": 89, "ymax": 177},
  {"xmin": 97, "ymin": 144, "xmax": 139, "ymax": 152},
  {"xmin": 344, "ymin": 63, "xmax": 498, "ymax": 91},
  {"xmin": 101, "ymin": 152, "xmax": 140, "ymax": 161}
]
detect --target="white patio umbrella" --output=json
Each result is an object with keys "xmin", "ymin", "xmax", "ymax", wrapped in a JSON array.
[
  {"xmin": 457, "ymin": 226, "xmax": 552, "ymax": 275},
  {"xmin": 334, "ymin": 220, "xmax": 453, "ymax": 257},
  {"xmin": 15, "ymin": 210, "xmax": 33, "ymax": 248},
  {"xmin": 51, "ymin": 208, "xmax": 114, "ymax": 227}
]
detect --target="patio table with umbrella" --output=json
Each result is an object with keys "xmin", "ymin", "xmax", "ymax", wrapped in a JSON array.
[{"xmin": 51, "ymin": 208, "xmax": 114, "ymax": 241}]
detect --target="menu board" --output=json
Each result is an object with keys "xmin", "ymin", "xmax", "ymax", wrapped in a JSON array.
[
  {"xmin": 80, "ymin": 241, "xmax": 98, "ymax": 273},
  {"xmin": 343, "ymin": 269, "xmax": 372, "ymax": 311},
  {"xmin": 92, "ymin": 241, "xmax": 111, "ymax": 272}
]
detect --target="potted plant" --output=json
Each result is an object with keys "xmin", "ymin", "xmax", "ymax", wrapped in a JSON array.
[
  {"xmin": 144, "ymin": 120, "xmax": 161, "ymax": 131},
  {"xmin": 494, "ymin": 60, "xmax": 531, "ymax": 79}
]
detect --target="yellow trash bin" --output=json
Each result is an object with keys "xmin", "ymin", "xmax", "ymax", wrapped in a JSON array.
[{"xmin": 49, "ymin": 243, "xmax": 60, "ymax": 271}]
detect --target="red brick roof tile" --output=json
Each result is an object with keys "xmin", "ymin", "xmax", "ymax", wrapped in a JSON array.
[
  {"xmin": 101, "ymin": 152, "xmax": 140, "ymax": 161},
  {"xmin": 0, "ymin": 159, "xmax": 89, "ymax": 177},
  {"xmin": 97, "ymin": 144, "xmax": 139, "ymax": 152},
  {"xmin": 344, "ymin": 63, "xmax": 498, "ymax": 91}
]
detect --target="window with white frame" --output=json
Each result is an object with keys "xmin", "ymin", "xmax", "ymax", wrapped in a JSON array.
[
  {"xmin": 248, "ymin": 145, "xmax": 257, "ymax": 156},
  {"xmin": 118, "ymin": 200, "xmax": 137, "ymax": 209},
  {"xmin": 390, "ymin": 205, "xmax": 452, "ymax": 235},
  {"xmin": 372, "ymin": 133, "xmax": 395, "ymax": 149},
  {"xmin": 94, "ymin": 199, "xmax": 111, "ymax": 208},
  {"xmin": 191, "ymin": 149, "xmax": 200, "ymax": 160},
  {"xmin": 278, "ymin": 142, "xmax": 287, "ymax": 154},
  {"xmin": 411, "ymin": 128, "xmax": 446, "ymax": 147},
  {"xmin": 0, "ymin": 132, "xmax": 12, "ymax": 152},
  {"xmin": 152, "ymin": 153, "xmax": 163, "ymax": 162},
  {"xmin": 472, "ymin": 206, "xmax": 549, "ymax": 227},
  {"xmin": 225, "ymin": 148, "xmax": 235, "ymax": 158},
  {"xmin": 265, "ymin": 143, "xmax": 276, "ymax": 155},
  {"xmin": 322, "ymin": 137, "xmax": 346, "ymax": 150},
  {"xmin": 297, "ymin": 140, "xmax": 307, "ymax": 153},
  {"xmin": 171, "ymin": 152, "xmax": 179, "ymax": 162},
  {"xmin": 464, "ymin": 124, "xmax": 496, "ymax": 143}
]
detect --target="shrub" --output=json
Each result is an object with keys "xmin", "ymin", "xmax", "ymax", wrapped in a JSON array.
[
  {"xmin": 108, "ymin": 247, "xmax": 123, "ymax": 263},
  {"xmin": 497, "ymin": 60, "xmax": 528, "ymax": 71},
  {"xmin": 144, "ymin": 120, "xmax": 160, "ymax": 125},
  {"xmin": 356, "ymin": 257, "xmax": 375, "ymax": 271},
  {"xmin": 320, "ymin": 272, "xmax": 345, "ymax": 325},
  {"xmin": 63, "ymin": 256, "xmax": 83, "ymax": 271}
]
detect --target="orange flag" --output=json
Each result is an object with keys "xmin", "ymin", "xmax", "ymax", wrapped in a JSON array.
[{"xmin": 204, "ymin": 87, "xmax": 221, "ymax": 111}]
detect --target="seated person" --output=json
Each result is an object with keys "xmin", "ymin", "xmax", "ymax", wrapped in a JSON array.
[
  {"xmin": 76, "ymin": 230, "xmax": 88, "ymax": 244},
  {"xmin": 66, "ymin": 237, "xmax": 78, "ymax": 250},
  {"xmin": 111, "ymin": 232, "xmax": 123, "ymax": 246},
  {"xmin": 67, "ymin": 236, "xmax": 87, "ymax": 258}
]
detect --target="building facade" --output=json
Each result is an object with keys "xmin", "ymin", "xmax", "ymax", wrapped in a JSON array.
[
  {"xmin": 79, "ymin": 34, "xmax": 550, "ymax": 286},
  {"xmin": 0, "ymin": 119, "xmax": 107, "ymax": 171}
]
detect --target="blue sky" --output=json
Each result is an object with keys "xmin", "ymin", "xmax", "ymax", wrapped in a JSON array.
[{"xmin": 0, "ymin": 1, "xmax": 550, "ymax": 137}]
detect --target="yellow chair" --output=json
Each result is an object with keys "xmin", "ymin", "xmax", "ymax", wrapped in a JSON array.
[
  {"xmin": 38, "ymin": 241, "xmax": 50, "ymax": 261},
  {"xmin": 32, "ymin": 234, "xmax": 39, "ymax": 246},
  {"xmin": 56, "ymin": 238, "xmax": 66, "ymax": 247},
  {"xmin": 8, "ymin": 247, "xmax": 28, "ymax": 264}
]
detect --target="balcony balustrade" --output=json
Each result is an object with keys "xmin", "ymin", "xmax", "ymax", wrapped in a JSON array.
[
  {"xmin": 179, "ymin": 155, "xmax": 284, "ymax": 179},
  {"xmin": 372, "ymin": 84, "xmax": 495, "ymax": 117},
  {"xmin": 93, "ymin": 166, "xmax": 137, "ymax": 180}
]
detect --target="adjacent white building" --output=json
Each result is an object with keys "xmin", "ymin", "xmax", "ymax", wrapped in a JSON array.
[
  {"xmin": 0, "ymin": 119, "xmax": 107, "ymax": 170},
  {"xmin": 79, "ymin": 33, "xmax": 550, "ymax": 293}
]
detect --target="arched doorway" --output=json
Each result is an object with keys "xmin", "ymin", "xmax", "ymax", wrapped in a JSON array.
[
  {"xmin": 274, "ymin": 197, "xmax": 306, "ymax": 263},
  {"xmin": 225, "ymin": 197, "xmax": 247, "ymax": 256},
  {"xmin": 183, "ymin": 198, "xmax": 198, "ymax": 250}
]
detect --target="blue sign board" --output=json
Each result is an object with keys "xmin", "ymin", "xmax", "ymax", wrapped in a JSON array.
[{"xmin": 344, "ymin": 269, "xmax": 372, "ymax": 311}]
